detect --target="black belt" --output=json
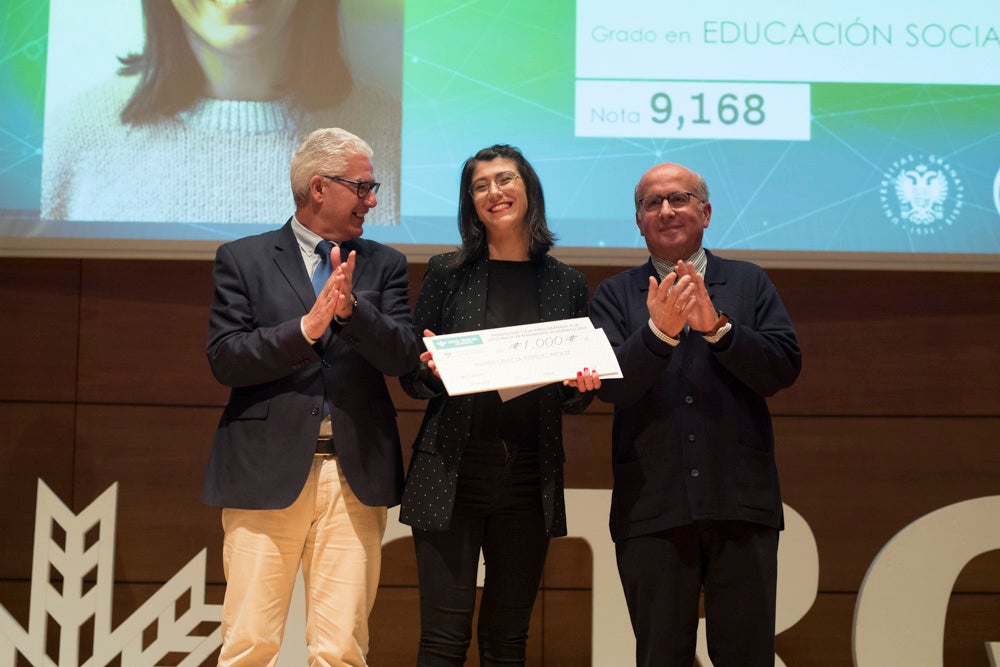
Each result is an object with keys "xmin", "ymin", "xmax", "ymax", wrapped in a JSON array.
[{"xmin": 315, "ymin": 438, "xmax": 336, "ymax": 456}]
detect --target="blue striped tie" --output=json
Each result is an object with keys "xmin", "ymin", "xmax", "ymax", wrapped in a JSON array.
[
  {"xmin": 312, "ymin": 240, "xmax": 334, "ymax": 419},
  {"xmin": 312, "ymin": 240, "xmax": 334, "ymax": 296}
]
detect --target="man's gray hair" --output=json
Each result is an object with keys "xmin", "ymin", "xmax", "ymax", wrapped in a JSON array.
[{"xmin": 290, "ymin": 128, "xmax": 373, "ymax": 206}]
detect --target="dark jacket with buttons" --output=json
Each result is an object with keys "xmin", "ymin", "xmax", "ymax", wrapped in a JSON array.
[
  {"xmin": 399, "ymin": 252, "xmax": 592, "ymax": 537},
  {"xmin": 201, "ymin": 220, "xmax": 419, "ymax": 510},
  {"xmin": 589, "ymin": 251, "xmax": 801, "ymax": 542}
]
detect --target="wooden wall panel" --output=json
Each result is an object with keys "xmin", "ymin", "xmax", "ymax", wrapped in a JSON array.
[
  {"xmin": 77, "ymin": 260, "xmax": 224, "ymax": 407},
  {"xmin": 541, "ymin": 589, "xmax": 592, "ymax": 667},
  {"xmin": 758, "ymin": 268, "xmax": 1000, "ymax": 417},
  {"xmin": 0, "ymin": 403, "xmax": 75, "ymax": 579},
  {"xmin": 1, "ymin": 257, "xmax": 999, "ymax": 666},
  {"xmin": 0, "ymin": 259, "xmax": 80, "ymax": 402},
  {"xmin": 369, "ymin": 586, "xmax": 421, "ymax": 665},
  {"xmin": 774, "ymin": 593, "xmax": 858, "ymax": 667},
  {"xmin": 943, "ymin": 593, "xmax": 1000, "ymax": 667},
  {"xmin": 73, "ymin": 404, "xmax": 224, "ymax": 584},
  {"xmin": 775, "ymin": 416, "xmax": 1000, "ymax": 591},
  {"xmin": 544, "ymin": 538, "xmax": 593, "ymax": 590},
  {"xmin": 380, "ymin": 536, "xmax": 417, "ymax": 588},
  {"xmin": 0, "ymin": 582, "xmax": 30, "ymax": 644}
]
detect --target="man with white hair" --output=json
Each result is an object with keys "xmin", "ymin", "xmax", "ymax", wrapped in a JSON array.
[{"xmin": 202, "ymin": 128, "xmax": 418, "ymax": 666}]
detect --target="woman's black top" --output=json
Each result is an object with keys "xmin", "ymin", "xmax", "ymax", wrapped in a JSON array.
[{"xmin": 470, "ymin": 260, "xmax": 541, "ymax": 450}]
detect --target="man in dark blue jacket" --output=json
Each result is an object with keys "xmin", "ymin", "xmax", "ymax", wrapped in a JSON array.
[
  {"xmin": 589, "ymin": 162, "xmax": 802, "ymax": 667},
  {"xmin": 202, "ymin": 128, "xmax": 418, "ymax": 666}
]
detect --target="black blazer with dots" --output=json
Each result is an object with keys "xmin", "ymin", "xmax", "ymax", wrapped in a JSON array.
[{"xmin": 399, "ymin": 252, "xmax": 593, "ymax": 537}]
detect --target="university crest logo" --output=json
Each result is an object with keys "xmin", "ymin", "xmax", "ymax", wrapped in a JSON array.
[{"xmin": 880, "ymin": 155, "xmax": 963, "ymax": 235}]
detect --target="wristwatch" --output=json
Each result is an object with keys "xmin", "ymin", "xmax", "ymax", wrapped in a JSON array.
[
  {"xmin": 701, "ymin": 311, "xmax": 731, "ymax": 344},
  {"xmin": 333, "ymin": 293, "xmax": 358, "ymax": 325}
]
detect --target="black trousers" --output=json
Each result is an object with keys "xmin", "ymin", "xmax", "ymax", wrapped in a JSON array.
[
  {"xmin": 412, "ymin": 439, "xmax": 549, "ymax": 667},
  {"xmin": 616, "ymin": 521, "xmax": 779, "ymax": 667}
]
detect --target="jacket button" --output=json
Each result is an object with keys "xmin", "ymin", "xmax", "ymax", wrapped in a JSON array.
[
  {"xmin": 691, "ymin": 469, "xmax": 700, "ymax": 477},
  {"xmin": 685, "ymin": 395, "xmax": 694, "ymax": 404},
  {"xmin": 311, "ymin": 407, "xmax": 320, "ymax": 416}
]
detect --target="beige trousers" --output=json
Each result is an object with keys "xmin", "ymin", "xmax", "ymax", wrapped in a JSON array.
[{"xmin": 218, "ymin": 456, "xmax": 387, "ymax": 667}]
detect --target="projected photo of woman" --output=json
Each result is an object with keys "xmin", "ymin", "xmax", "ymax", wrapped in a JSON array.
[{"xmin": 40, "ymin": 0, "xmax": 401, "ymax": 227}]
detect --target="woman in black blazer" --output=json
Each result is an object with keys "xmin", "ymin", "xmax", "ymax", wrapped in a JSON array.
[{"xmin": 400, "ymin": 144, "xmax": 601, "ymax": 666}]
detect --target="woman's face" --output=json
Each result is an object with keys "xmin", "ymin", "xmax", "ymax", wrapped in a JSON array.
[
  {"xmin": 170, "ymin": 0, "xmax": 300, "ymax": 54},
  {"xmin": 469, "ymin": 157, "xmax": 529, "ymax": 239}
]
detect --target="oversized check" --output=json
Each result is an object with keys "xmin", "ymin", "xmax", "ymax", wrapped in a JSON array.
[{"xmin": 424, "ymin": 317, "xmax": 622, "ymax": 398}]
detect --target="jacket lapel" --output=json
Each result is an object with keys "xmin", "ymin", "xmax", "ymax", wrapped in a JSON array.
[
  {"xmin": 703, "ymin": 249, "xmax": 728, "ymax": 298},
  {"xmin": 461, "ymin": 259, "xmax": 490, "ymax": 330},
  {"xmin": 272, "ymin": 220, "xmax": 316, "ymax": 313},
  {"xmin": 635, "ymin": 258, "xmax": 657, "ymax": 294},
  {"xmin": 537, "ymin": 257, "xmax": 563, "ymax": 323},
  {"xmin": 340, "ymin": 239, "xmax": 368, "ymax": 291}
]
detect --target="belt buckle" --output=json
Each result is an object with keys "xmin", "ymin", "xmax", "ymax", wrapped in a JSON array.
[{"xmin": 315, "ymin": 437, "xmax": 335, "ymax": 457}]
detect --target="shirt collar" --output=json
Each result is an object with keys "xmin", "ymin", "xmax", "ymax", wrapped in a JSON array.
[
  {"xmin": 651, "ymin": 247, "xmax": 707, "ymax": 281},
  {"xmin": 291, "ymin": 215, "xmax": 337, "ymax": 259}
]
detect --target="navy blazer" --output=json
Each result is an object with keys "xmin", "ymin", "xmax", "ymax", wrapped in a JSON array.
[
  {"xmin": 589, "ymin": 251, "xmax": 801, "ymax": 542},
  {"xmin": 201, "ymin": 220, "xmax": 419, "ymax": 510},
  {"xmin": 398, "ymin": 253, "xmax": 592, "ymax": 537}
]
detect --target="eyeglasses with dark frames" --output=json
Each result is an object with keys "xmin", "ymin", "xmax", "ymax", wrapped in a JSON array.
[
  {"xmin": 637, "ymin": 191, "xmax": 705, "ymax": 213},
  {"xmin": 322, "ymin": 175, "xmax": 381, "ymax": 198}
]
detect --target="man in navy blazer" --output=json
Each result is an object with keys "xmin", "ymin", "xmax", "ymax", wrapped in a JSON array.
[
  {"xmin": 589, "ymin": 162, "xmax": 801, "ymax": 667},
  {"xmin": 201, "ymin": 128, "xmax": 419, "ymax": 666}
]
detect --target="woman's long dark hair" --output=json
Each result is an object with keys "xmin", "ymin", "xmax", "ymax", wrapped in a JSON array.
[
  {"xmin": 453, "ymin": 144, "xmax": 556, "ymax": 268},
  {"xmin": 118, "ymin": 0, "xmax": 352, "ymax": 124}
]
